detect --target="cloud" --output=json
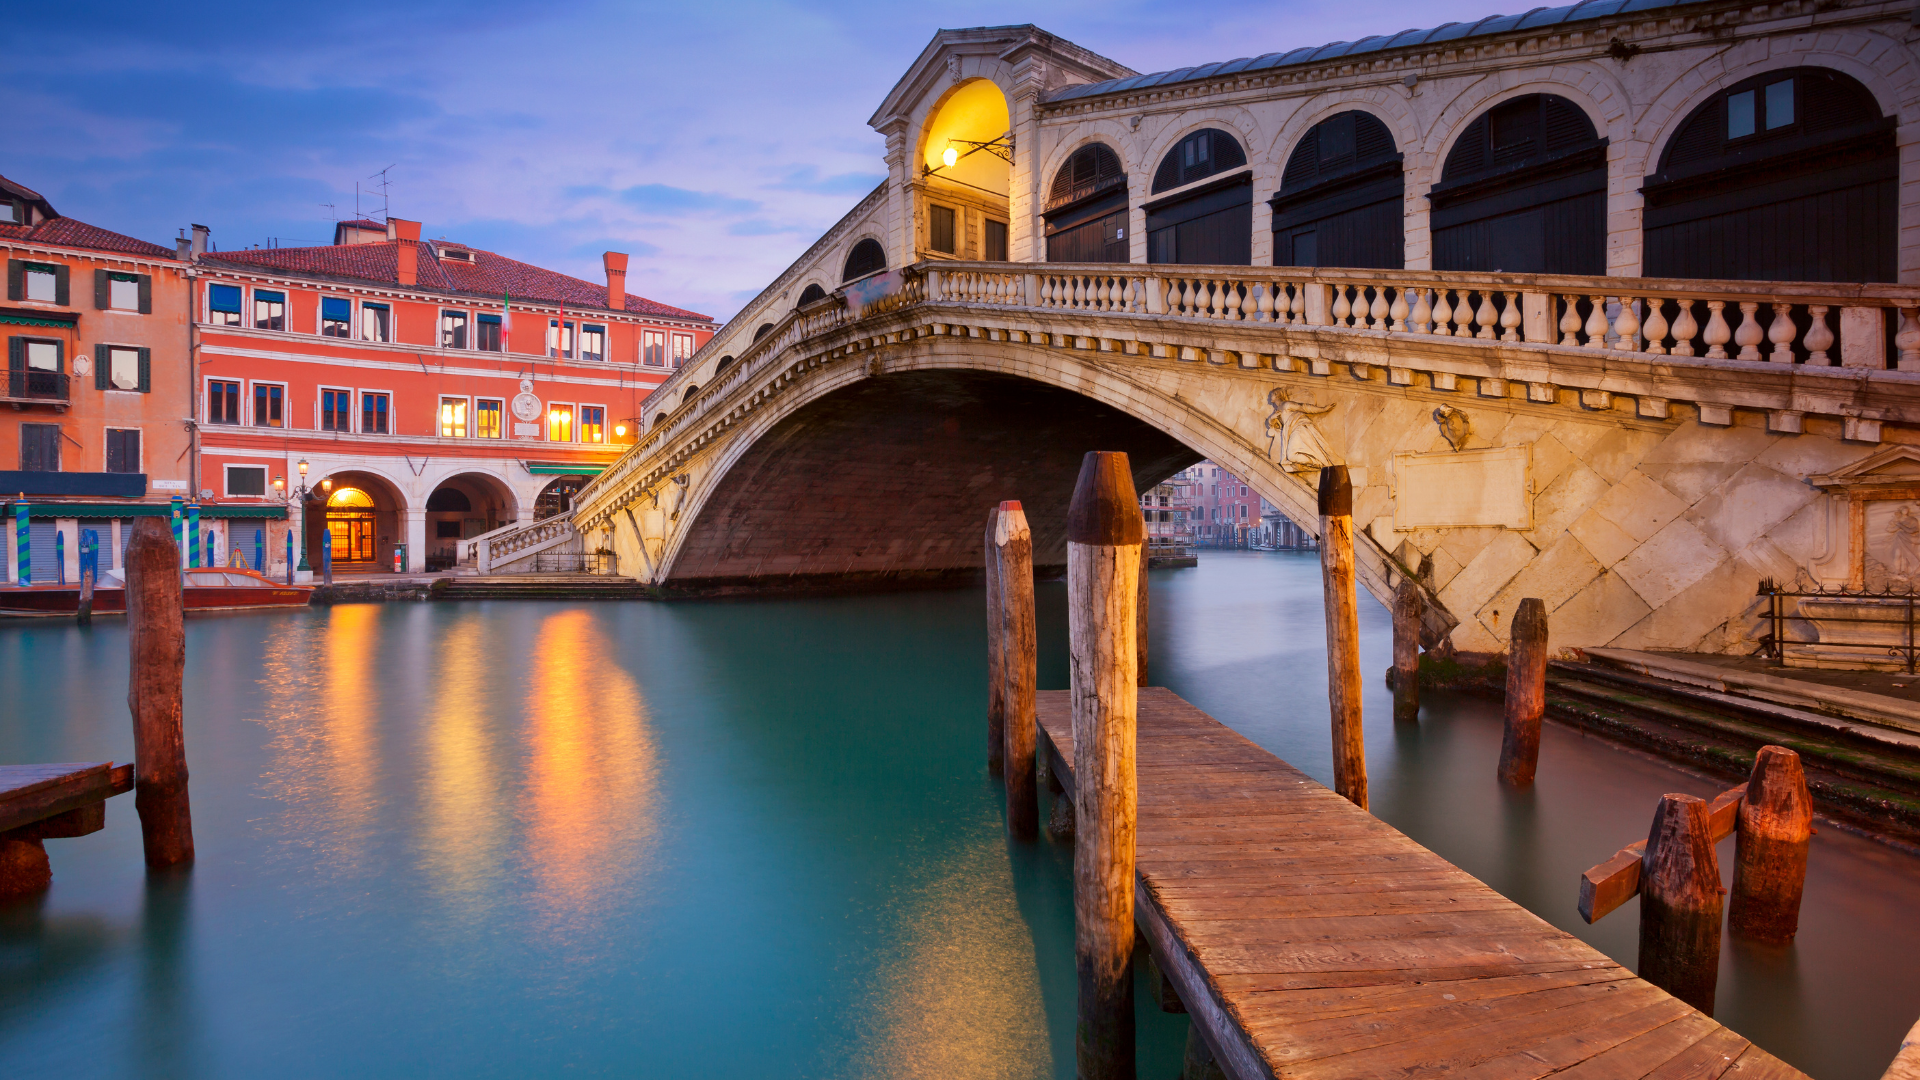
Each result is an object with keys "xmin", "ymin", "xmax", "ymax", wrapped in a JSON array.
[
  {"xmin": 766, "ymin": 166, "xmax": 887, "ymax": 197},
  {"xmin": 615, "ymin": 185, "xmax": 761, "ymax": 217}
]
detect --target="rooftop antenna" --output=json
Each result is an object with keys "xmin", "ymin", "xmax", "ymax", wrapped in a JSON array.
[
  {"xmin": 321, "ymin": 202, "xmax": 337, "ymax": 221},
  {"xmin": 368, "ymin": 165, "xmax": 394, "ymax": 222}
]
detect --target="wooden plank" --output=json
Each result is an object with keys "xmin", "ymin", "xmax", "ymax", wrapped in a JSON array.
[
  {"xmin": 1031, "ymin": 688, "xmax": 1810, "ymax": 1080},
  {"xmin": 0, "ymin": 762, "xmax": 122, "ymax": 835},
  {"xmin": 1580, "ymin": 784, "xmax": 1747, "ymax": 924}
]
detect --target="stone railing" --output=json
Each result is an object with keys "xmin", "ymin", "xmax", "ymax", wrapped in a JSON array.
[{"xmin": 464, "ymin": 511, "xmax": 578, "ymax": 574}]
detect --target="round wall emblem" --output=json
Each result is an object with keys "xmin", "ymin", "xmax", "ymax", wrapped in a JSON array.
[
  {"xmin": 73, "ymin": 355, "xmax": 92, "ymax": 376},
  {"xmin": 511, "ymin": 392, "xmax": 542, "ymax": 422}
]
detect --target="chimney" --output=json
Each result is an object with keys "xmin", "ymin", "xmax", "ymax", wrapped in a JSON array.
[
  {"xmin": 391, "ymin": 217, "xmax": 422, "ymax": 287},
  {"xmin": 190, "ymin": 224, "xmax": 209, "ymax": 256},
  {"xmin": 175, "ymin": 235, "xmax": 191, "ymax": 261},
  {"xmin": 603, "ymin": 251, "xmax": 629, "ymax": 311}
]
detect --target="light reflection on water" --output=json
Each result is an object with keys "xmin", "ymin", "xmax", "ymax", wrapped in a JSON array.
[{"xmin": 0, "ymin": 554, "xmax": 1916, "ymax": 1078}]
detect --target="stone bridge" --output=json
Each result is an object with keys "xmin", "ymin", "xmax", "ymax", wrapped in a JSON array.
[{"xmin": 491, "ymin": 5, "xmax": 1920, "ymax": 657}]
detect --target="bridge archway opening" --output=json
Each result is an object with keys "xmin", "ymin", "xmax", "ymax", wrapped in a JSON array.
[
  {"xmin": 1146, "ymin": 128, "xmax": 1252, "ymax": 265},
  {"xmin": 308, "ymin": 469, "xmax": 406, "ymax": 570},
  {"xmin": 1432, "ymin": 94, "xmax": 1605, "ymax": 274},
  {"xmin": 917, "ymin": 78, "xmax": 1011, "ymax": 262},
  {"xmin": 1045, "ymin": 142, "xmax": 1129, "ymax": 263},
  {"xmin": 666, "ymin": 369, "xmax": 1200, "ymax": 592},
  {"xmin": 535, "ymin": 476, "xmax": 593, "ymax": 520},
  {"xmin": 1273, "ymin": 111, "xmax": 1404, "ymax": 269},
  {"xmin": 1643, "ymin": 67, "xmax": 1894, "ymax": 283},
  {"xmin": 427, "ymin": 472, "xmax": 515, "ymax": 568}
]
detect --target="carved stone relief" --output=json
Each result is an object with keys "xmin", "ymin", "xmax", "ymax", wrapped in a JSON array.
[{"xmin": 1266, "ymin": 388, "xmax": 1338, "ymax": 474}]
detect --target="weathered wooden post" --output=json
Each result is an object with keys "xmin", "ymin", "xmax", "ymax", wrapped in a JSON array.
[
  {"xmin": 985, "ymin": 504, "xmax": 1007, "ymax": 776},
  {"xmin": 125, "ymin": 517, "xmax": 194, "ymax": 868},
  {"xmin": 1730, "ymin": 745, "xmax": 1812, "ymax": 942},
  {"xmin": 1068, "ymin": 451, "xmax": 1142, "ymax": 1080},
  {"xmin": 77, "ymin": 529, "xmax": 96, "ymax": 625},
  {"xmin": 1639, "ymin": 793, "xmax": 1720, "ymax": 1014},
  {"xmin": 1498, "ymin": 598, "xmax": 1549, "ymax": 786},
  {"xmin": 1318, "ymin": 466, "xmax": 1367, "ymax": 809},
  {"xmin": 78, "ymin": 565, "xmax": 95, "ymax": 624},
  {"xmin": 1391, "ymin": 578, "xmax": 1422, "ymax": 722},
  {"xmin": 995, "ymin": 500, "xmax": 1038, "ymax": 840},
  {"xmin": 1136, "ymin": 510, "xmax": 1150, "ymax": 687}
]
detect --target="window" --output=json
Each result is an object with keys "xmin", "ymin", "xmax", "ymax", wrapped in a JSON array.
[
  {"xmin": 0, "ymin": 202, "xmax": 16, "ymax": 224},
  {"xmin": 107, "ymin": 346, "xmax": 141, "ymax": 391},
  {"xmin": 322, "ymin": 297, "xmax": 351, "ymax": 337},
  {"xmin": 580, "ymin": 405, "xmax": 605, "ymax": 443},
  {"xmin": 321, "ymin": 388, "xmax": 351, "ymax": 432},
  {"xmin": 842, "ymin": 238, "xmax": 886, "ymax": 281},
  {"xmin": 580, "ymin": 324, "xmax": 605, "ymax": 362},
  {"xmin": 642, "ymin": 330, "xmax": 665, "ymax": 366},
  {"xmin": 106, "ymin": 429, "xmax": 140, "ymax": 474},
  {"xmin": 208, "ymin": 380, "xmax": 241, "ymax": 424},
  {"xmin": 225, "ymin": 464, "xmax": 267, "ymax": 496},
  {"xmin": 547, "ymin": 403, "xmax": 574, "ymax": 442},
  {"xmin": 361, "ymin": 392, "xmax": 389, "ymax": 435},
  {"xmin": 1152, "ymin": 129, "xmax": 1248, "ymax": 193},
  {"xmin": 209, "ymin": 284, "xmax": 243, "ymax": 326},
  {"xmin": 20, "ymin": 422, "xmax": 59, "ymax": 471},
  {"xmin": 475, "ymin": 399, "xmax": 503, "ymax": 439},
  {"xmin": 984, "ymin": 219, "xmax": 1008, "ymax": 262},
  {"xmin": 361, "ymin": 302, "xmax": 390, "ymax": 342},
  {"xmin": 549, "ymin": 319, "xmax": 574, "ymax": 358},
  {"xmin": 23, "ymin": 262, "xmax": 61, "ymax": 303},
  {"xmin": 929, "ymin": 204, "xmax": 957, "ymax": 254},
  {"xmin": 104, "ymin": 272, "xmax": 143, "ymax": 312},
  {"xmin": 672, "ymin": 333, "xmax": 694, "ymax": 367},
  {"xmin": 440, "ymin": 397, "xmax": 468, "ymax": 438},
  {"xmin": 1765, "ymin": 79, "xmax": 1794, "ymax": 129},
  {"xmin": 477, "ymin": 313, "xmax": 502, "ymax": 352},
  {"xmin": 24, "ymin": 339, "xmax": 60, "ymax": 372},
  {"xmin": 441, "ymin": 310, "xmax": 468, "ymax": 349},
  {"xmin": 253, "ymin": 383, "xmax": 283, "ymax": 428},
  {"xmin": 253, "ymin": 289, "xmax": 285, "ymax": 331}
]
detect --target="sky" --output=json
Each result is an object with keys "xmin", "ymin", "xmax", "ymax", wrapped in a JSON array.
[{"xmin": 8, "ymin": 0, "xmax": 1510, "ymax": 323}]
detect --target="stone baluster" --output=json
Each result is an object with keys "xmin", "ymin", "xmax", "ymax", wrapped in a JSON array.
[
  {"xmin": 1897, "ymin": 308, "xmax": 1920, "ymax": 372},
  {"xmin": 1671, "ymin": 299, "xmax": 1699, "ymax": 356},
  {"xmin": 1559, "ymin": 294, "xmax": 1583, "ymax": 346},
  {"xmin": 1255, "ymin": 282, "xmax": 1274, "ymax": 322},
  {"xmin": 1432, "ymin": 290, "xmax": 1454, "ymax": 336},
  {"xmin": 1612, "ymin": 296, "xmax": 1641, "ymax": 351},
  {"xmin": 1409, "ymin": 288, "xmax": 1432, "ymax": 334},
  {"xmin": 1583, "ymin": 295, "xmax": 1609, "ymax": 348},
  {"xmin": 1643, "ymin": 299, "xmax": 1671, "ymax": 355},
  {"xmin": 1178, "ymin": 278, "xmax": 1194, "ymax": 317},
  {"xmin": 1225, "ymin": 281, "xmax": 1243, "ymax": 321},
  {"xmin": 1369, "ymin": 286, "xmax": 1390, "ymax": 331},
  {"xmin": 1802, "ymin": 306, "xmax": 1832, "ymax": 364},
  {"xmin": 1703, "ymin": 301, "xmax": 1731, "ymax": 358},
  {"xmin": 1454, "ymin": 290, "xmax": 1476, "ymax": 338},
  {"xmin": 1768, "ymin": 303, "xmax": 1798, "ymax": 364},
  {"xmin": 1290, "ymin": 284, "xmax": 1306, "ymax": 325},
  {"xmin": 1499, "ymin": 291, "xmax": 1521, "ymax": 341},
  {"xmin": 1039, "ymin": 276, "xmax": 1054, "ymax": 308},
  {"xmin": 1390, "ymin": 288, "xmax": 1410, "ymax": 332},
  {"xmin": 1212, "ymin": 279, "xmax": 1229, "ymax": 320},
  {"xmin": 1735, "ymin": 301, "xmax": 1764, "ymax": 361},
  {"xmin": 1331, "ymin": 285, "xmax": 1352, "ymax": 328},
  {"xmin": 1470, "ymin": 292, "xmax": 1495, "ymax": 339}
]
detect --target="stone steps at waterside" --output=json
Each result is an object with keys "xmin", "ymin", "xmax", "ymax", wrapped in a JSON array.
[{"xmin": 435, "ymin": 576, "xmax": 652, "ymax": 601}]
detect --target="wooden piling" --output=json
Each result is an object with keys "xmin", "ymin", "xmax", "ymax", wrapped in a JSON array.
[
  {"xmin": 985, "ymin": 505, "xmax": 1006, "ymax": 776},
  {"xmin": 1498, "ymin": 598, "xmax": 1549, "ymax": 786},
  {"xmin": 1318, "ymin": 466, "xmax": 1367, "ymax": 810},
  {"xmin": 1639, "ymin": 792, "xmax": 1721, "ymax": 1014},
  {"xmin": 77, "ymin": 567, "xmax": 95, "ymax": 625},
  {"xmin": 1067, "ymin": 450, "xmax": 1142, "ymax": 1080},
  {"xmin": 995, "ymin": 501, "xmax": 1038, "ymax": 840},
  {"xmin": 1391, "ymin": 578, "xmax": 1422, "ymax": 722},
  {"xmin": 1136, "ymin": 508, "xmax": 1149, "ymax": 688},
  {"xmin": 125, "ymin": 517, "xmax": 194, "ymax": 868},
  {"xmin": 1731, "ymin": 745, "xmax": 1812, "ymax": 943}
]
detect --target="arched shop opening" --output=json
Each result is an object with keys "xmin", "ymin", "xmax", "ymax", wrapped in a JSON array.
[
  {"xmin": 1045, "ymin": 143, "xmax": 1128, "ymax": 263},
  {"xmin": 304, "ymin": 470, "xmax": 405, "ymax": 571},
  {"xmin": 1272, "ymin": 111, "xmax": 1404, "ymax": 269},
  {"xmin": 427, "ymin": 473, "xmax": 517, "ymax": 570},
  {"xmin": 1146, "ymin": 128, "xmax": 1252, "ymax": 266},
  {"xmin": 1430, "ymin": 94, "xmax": 1606, "ymax": 274}
]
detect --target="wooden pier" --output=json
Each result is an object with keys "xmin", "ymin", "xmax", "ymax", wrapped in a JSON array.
[{"xmin": 1035, "ymin": 688, "xmax": 1809, "ymax": 1080}]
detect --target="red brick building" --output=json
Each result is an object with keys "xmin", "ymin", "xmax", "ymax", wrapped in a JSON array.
[{"xmin": 192, "ymin": 217, "xmax": 715, "ymax": 575}]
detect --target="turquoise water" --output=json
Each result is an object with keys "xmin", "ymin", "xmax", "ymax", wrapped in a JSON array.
[{"xmin": 2, "ymin": 551, "xmax": 1918, "ymax": 1078}]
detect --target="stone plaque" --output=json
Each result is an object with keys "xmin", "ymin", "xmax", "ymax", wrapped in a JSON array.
[{"xmin": 1392, "ymin": 445, "xmax": 1531, "ymax": 530}]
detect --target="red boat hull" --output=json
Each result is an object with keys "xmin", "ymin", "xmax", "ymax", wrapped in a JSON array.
[{"xmin": 0, "ymin": 569, "xmax": 313, "ymax": 618}]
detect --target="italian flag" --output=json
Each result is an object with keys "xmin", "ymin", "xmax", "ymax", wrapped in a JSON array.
[{"xmin": 502, "ymin": 291, "xmax": 512, "ymax": 350}]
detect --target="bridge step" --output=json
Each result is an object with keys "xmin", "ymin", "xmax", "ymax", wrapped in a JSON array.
[{"xmin": 437, "ymin": 576, "xmax": 651, "ymax": 601}]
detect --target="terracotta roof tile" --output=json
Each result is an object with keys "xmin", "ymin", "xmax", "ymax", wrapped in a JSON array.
[
  {"xmin": 205, "ymin": 240, "xmax": 712, "ymax": 322},
  {"xmin": 0, "ymin": 217, "xmax": 177, "ymax": 260}
]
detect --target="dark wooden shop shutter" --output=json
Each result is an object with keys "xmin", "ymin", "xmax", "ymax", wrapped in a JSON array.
[{"xmin": 95, "ymin": 344, "xmax": 109, "ymax": 390}]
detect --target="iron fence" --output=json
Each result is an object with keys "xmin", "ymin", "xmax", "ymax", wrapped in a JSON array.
[
  {"xmin": 1757, "ymin": 579, "xmax": 1920, "ymax": 674},
  {"xmin": 528, "ymin": 551, "xmax": 617, "ymax": 575}
]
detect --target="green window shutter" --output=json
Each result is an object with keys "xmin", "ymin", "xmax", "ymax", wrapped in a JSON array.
[
  {"xmin": 95, "ymin": 269, "xmax": 110, "ymax": 309},
  {"xmin": 95, "ymin": 344, "xmax": 108, "ymax": 390},
  {"xmin": 137, "ymin": 347, "xmax": 151, "ymax": 393},
  {"xmin": 5, "ymin": 260, "xmax": 20, "ymax": 301},
  {"xmin": 138, "ymin": 274, "xmax": 152, "ymax": 314},
  {"xmin": 8, "ymin": 336, "xmax": 22, "ymax": 371},
  {"xmin": 54, "ymin": 264, "xmax": 70, "ymax": 306}
]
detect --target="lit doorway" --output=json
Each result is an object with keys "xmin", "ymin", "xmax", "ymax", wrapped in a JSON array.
[{"xmin": 326, "ymin": 487, "xmax": 377, "ymax": 562}]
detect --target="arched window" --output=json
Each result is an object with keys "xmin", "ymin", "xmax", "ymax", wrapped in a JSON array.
[
  {"xmin": 842, "ymin": 238, "xmax": 886, "ymax": 282},
  {"xmin": 795, "ymin": 283, "xmax": 827, "ymax": 308},
  {"xmin": 715, "ymin": 354, "xmax": 736, "ymax": 370},
  {"xmin": 1431, "ymin": 94, "xmax": 1605, "ymax": 274},
  {"xmin": 1146, "ymin": 129, "xmax": 1252, "ymax": 265},
  {"xmin": 655, "ymin": 412, "xmax": 669, "ymax": 428},
  {"xmin": 753, "ymin": 323, "xmax": 774, "ymax": 342},
  {"xmin": 682, "ymin": 385, "xmax": 699, "ymax": 403},
  {"xmin": 1045, "ymin": 143, "xmax": 1129, "ymax": 264},
  {"xmin": 1271, "ymin": 111, "xmax": 1403, "ymax": 269},
  {"xmin": 1644, "ymin": 68, "xmax": 1893, "ymax": 282}
]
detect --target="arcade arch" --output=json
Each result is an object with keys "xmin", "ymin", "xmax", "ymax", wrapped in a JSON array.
[
  {"xmin": 916, "ymin": 78, "xmax": 1012, "ymax": 262},
  {"xmin": 1430, "ymin": 93, "xmax": 1607, "ymax": 274},
  {"xmin": 308, "ymin": 469, "xmax": 407, "ymax": 570},
  {"xmin": 1044, "ymin": 142, "xmax": 1128, "ymax": 263},
  {"xmin": 1271, "ymin": 110, "xmax": 1403, "ymax": 269},
  {"xmin": 1145, "ymin": 128, "xmax": 1252, "ymax": 265},
  {"xmin": 425, "ymin": 471, "xmax": 516, "ymax": 569}
]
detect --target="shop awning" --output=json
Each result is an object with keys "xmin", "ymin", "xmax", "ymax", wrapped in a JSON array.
[
  {"xmin": 0, "ymin": 503, "xmax": 287, "ymax": 519},
  {"xmin": 524, "ymin": 462, "xmax": 607, "ymax": 476}
]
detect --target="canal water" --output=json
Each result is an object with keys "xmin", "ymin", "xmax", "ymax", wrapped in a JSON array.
[{"xmin": 1, "ymin": 551, "xmax": 1917, "ymax": 1078}]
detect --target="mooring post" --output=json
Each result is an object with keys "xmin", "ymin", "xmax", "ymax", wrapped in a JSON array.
[
  {"xmin": 1391, "ymin": 577, "xmax": 1423, "ymax": 723},
  {"xmin": 1498, "ymin": 598, "xmax": 1549, "ymax": 786},
  {"xmin": 1067, "ymin": 450, "xmax": 1142, "ymax": 1080},
  {"xmin": 985, "ymin": 504, "xmax": 1007, "ymax": 777},
  {"xmin": 77, "ymin": 529, "xmax": 96, "ymax": 625},
  {"xmin": 1318, "ymin": 466, "xmax": 1367, "ymax": 809},
  {"xmin": 996, "ymin": 500, "xmax": 1038, "ymax": 840},
  {"xmin": 125, "ymin": 517, "xmax": 195, "ymax": 868},
  {"xmin": 1730, "ymin": 745, "xmax": 1812, "ymax": 942},
  {"xmin": 1136, "ymin": 512, "xmax": 1149, "ymax": 687},
  {"xmin": 1639, "ymin": 792, "xmax": 1720, "ymax": 1014}
]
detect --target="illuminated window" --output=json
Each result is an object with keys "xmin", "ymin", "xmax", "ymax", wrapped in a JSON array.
[
  {"xmin": 671, "ymin": 333, "xmax": 694, "ymax": 367},
  {"xmin": 322, "ymin": 297, "xmax": 351, "ymax": 337},
  {"xmin": 642, "ymin": 330, "xmax": 665, "ymax": 366},
  {"xmin": 580, "ymin": 405, "xmax": 604, "ymax": 443},
  {"xmin": 361, "ymin": 392, "xmax": 389, "ymax": 434},
  {"xmin": 440, "ymin": 310, "xmax": 468, "ymax": 349},
  {"xmin": 579, "ymin": 324, "xmax": 605, "ymax": 362},
  {"xmin": 475, "ymin": 399, "xmax": 502, "ymax": 439},
  {"xmin": 209, "ymin": 284, "xmax": 242, "ymax": 325},
  {"xmin": 547, "ymin": 404, "xmax": 574, "ymax": 443},
  {"xmin": 253, "ymin": 290, "xmax": 285, "ymax": 331},
  {"xmin": 439, "ymin": 397, "xmax": 468, "ymax": 438},
  {"xmin": 361, "ymin": 302, "xmax": 390, "ymax": 342}
]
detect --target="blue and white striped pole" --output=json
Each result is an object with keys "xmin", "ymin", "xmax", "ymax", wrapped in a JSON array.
[
  {"xmin": 284, "ymin": 529, "xmax": 293, "ymax": 585},
  {"xmin": 170, "ymin": 496, "xmax": 184, "ymax": 561},
  {"xmin": 56, "ymin": 529, "xmax": 65, "ymax": 585},
  {"xmin": 321, "ymin": 528, "xmax": 333, "ymax": 585},
  {"xmin": 14, "ymin": 502, "xmax": 27, "ymax": 587},
  {"xmin": 255, "ymin": 528, "xmax": 264, "ymax": 576},
  {"xmin": 80, "ymin": 529, "xmax": 97, "ymax": 581},
  {"xmin": 187, "ymin": 503, "xmax": 202, "ymax": 568}
]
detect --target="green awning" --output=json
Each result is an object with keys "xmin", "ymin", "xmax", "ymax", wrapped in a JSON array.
[
  {"xmin": 1, "ymin": 503, "xmax": 287, "ymax": 519},
  {"xmin": 0, "ymin": 312, "xmax": 77, "ymax": 328},
  {"xmin": 525, "ymin": 463, "xmax": 606, "ymax": 476}
]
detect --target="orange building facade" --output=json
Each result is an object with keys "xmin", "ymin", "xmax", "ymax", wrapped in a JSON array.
[{"xmin": 193, "ymin": 217, "xmax": 714, "ymax": 576}]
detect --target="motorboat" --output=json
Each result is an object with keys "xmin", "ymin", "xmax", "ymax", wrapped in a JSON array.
[{"xmin": 0, "ymin": 566, "xmax": 313, "ymax": 618}]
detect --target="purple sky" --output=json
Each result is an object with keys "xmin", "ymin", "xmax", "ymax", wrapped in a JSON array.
[{"xmin": 9, "ymin": 1, "xmax": 1510, "ymax": 322}]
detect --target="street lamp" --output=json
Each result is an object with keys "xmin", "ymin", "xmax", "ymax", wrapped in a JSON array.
[{"xmin": 283, "ymin": 457, "xmax": 316, "ymax": 573}]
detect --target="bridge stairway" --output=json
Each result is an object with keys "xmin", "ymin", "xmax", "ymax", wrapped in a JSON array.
[
  {"xmin": 1543, "ymin": 657, "xmax": 1920, "ymax": 841},
  {"xmin": 435, "ymin": 575, "xmax": 651, "ymax": 601}
]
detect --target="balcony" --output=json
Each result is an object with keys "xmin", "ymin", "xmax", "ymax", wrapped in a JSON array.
[{"xmin": 4, "ymin": 369, "xmax": 70, "ymax": 409}]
